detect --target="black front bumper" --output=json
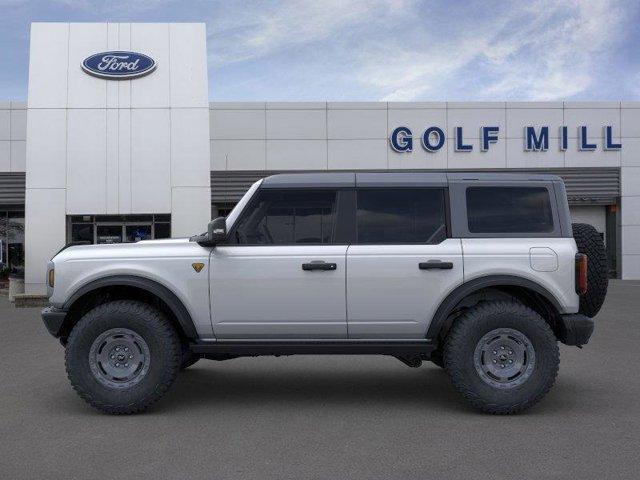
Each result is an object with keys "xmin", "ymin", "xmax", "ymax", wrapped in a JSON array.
[
  {"xmin": 41, "ymin": 306, "xmax": 68, "ymax": 338},
  {"xmin": 558, "ymin": 313, "xmax": 594, "ymax": 346}
]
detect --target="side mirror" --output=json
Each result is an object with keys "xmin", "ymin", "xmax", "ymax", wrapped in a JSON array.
[
  {"xmin": 207, "ymin": 216, "xmax": 227, "ymax": 245},
  {"xmin": 194, "ymin": 217, "xmax": 227, "ymax": 246}
]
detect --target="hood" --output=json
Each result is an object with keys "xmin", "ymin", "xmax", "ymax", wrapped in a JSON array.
[{"xmin": 52, "ymin": 237, "xmax": 196, "ymax": 262}]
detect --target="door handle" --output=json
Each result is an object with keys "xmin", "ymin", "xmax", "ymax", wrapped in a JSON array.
[
  {"xmin": 419, "ymin": 260, "xmax": 454, "ymax": 270},
  {"xmin": 302, "ymin": 261, "xmax": 337, "ymax": 271}
]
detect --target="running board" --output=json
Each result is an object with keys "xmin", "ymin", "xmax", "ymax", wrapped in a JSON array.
[{"xmin": 190, "ymin": 340, "xmax": 436, "ymax": 357}]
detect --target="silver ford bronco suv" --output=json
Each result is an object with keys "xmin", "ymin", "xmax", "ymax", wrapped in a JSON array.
[{"xmin": 41, "ymin": 172, "xmax": 608, "ymax": 415}]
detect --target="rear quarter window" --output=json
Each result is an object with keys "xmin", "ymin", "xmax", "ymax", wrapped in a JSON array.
[{"xmin": 466, "ymin": 186, "xmax": 554, "ymax": 234}]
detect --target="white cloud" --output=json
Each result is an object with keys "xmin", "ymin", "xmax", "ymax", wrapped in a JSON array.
[
  {"xmin": 35, "ymin": 0, "xmax": 174, "ymax": 11},
  {"xmin": 358, "ymin": 0, "xmax": 627, "ymax": 101},
  {"xmin": 208, "ymin": 0, "xmax": 411, "ymax": 66},
  {"xmin": 480, "ymin": 0, "xmax": 625, "ymax": 100},
  {"xmin": 207, "ymin": 0, "xmax": 629, "ymax": 101},
  {"xmin": 10, "ymin": 0, "xmax": 628, "ymax": 101}
]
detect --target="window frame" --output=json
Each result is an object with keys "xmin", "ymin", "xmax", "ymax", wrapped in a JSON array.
[
  {"xmin": 66, "ymin": 214, "xmax": 171, "ymax": 244},
  {"xmin": 466, "ymin": 185, "xmax": 555, "ymax": 235},
  {"xmin": 448, "ymin": 181, "xmax": 562, "ymax": 238},
  {"xmin": 223, "ymin": 187, "xmax": 346, "ymax": 246},
  {"xmin": 353, "ymin": 186, "xmax": 451, "ymax": 245},
  {"xmin": 0, "ymin": 209, "xmax": 25, "ymax": 274}
]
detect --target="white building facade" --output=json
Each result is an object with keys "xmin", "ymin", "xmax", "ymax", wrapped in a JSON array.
[{"xmin": 0, "ymin": 22, "xmax": 639, "ymax": 294}]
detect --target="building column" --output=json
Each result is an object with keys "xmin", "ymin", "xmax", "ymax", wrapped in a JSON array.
[
  {"xmin": 621, "ymin": 166, "xmax": 640, "ymax": 279},
  {"xmin": 24, "ymin": 188, "xmax": 65, "ymax": 294}
]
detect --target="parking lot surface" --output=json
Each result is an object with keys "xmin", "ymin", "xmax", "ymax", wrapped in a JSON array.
[{"xmin": 1, "ymin": 281, "xmax": 640, "ymax": 479}]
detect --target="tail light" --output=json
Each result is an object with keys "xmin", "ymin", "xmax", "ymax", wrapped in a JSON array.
[{"xmin": 575, "ymin": 253, "xmax": 588, "ymax": 295}]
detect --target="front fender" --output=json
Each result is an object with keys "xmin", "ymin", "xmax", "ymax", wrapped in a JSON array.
[{"xmin": 62, "ymin": 274, "xmax": 199, "ymax": 339}]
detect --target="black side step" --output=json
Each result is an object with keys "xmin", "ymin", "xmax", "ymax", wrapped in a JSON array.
[{"xmin": 190, "ymin": 340, "xmax": 436, "ymax": 357}]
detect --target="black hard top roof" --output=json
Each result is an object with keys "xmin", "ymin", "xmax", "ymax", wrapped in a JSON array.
[{"xmin": 261, "ymin": 171, "xmax": 563, "ymax": 188}]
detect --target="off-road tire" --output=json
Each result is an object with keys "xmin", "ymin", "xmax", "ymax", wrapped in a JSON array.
[
  {"xmin": 443, "ymin": 301, "xmax": 559, "ymax": 414},
  {"xmin": 65, "ymin": 300, "xmax": 181, "ymax": 414},
  {"xmin": 180, "ymin": 351, "xmax": 200, "ymax": 370},
  {"xmin": 572, "ymin": 222, "xmax": 608, "ymax": 317},
  {"xmin": 430, "ymin": 349, "xmax": 444, "ymax": 368}
]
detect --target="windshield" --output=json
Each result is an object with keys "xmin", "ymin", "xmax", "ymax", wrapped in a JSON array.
[{"xmin": 224, "ymin": 179, "xmax": 263, "ymax": 231}]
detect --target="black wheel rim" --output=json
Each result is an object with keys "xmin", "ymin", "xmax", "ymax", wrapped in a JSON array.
[
  {"xmin": 89, "ymin": 328, "xmax": 150, "ymax": 389},
  {"xmin": 473, "ymin": 328, "xmax": 536, "ymax": 389}
]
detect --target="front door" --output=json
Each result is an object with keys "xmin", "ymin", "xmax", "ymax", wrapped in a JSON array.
[
  {"xmin": 210, "ymin": 188, "xmax": 347, "ymax": 339},
  {"xmin": 346, "ymin": 187, "xmax": 464, "ymax": 338}
]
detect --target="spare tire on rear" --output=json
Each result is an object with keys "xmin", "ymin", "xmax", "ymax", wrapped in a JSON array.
[{"xmin": 572, "ymin": 223, "xmax": 608, "ymax": 317}]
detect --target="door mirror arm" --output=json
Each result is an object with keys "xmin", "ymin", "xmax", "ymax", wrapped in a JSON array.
[{"xmin": 194, "ymin": 217, "xmax": 227, "ymax": 247}]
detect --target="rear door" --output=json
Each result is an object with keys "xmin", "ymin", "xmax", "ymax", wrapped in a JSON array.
[
  {"xmin": 210, "ymin": 188, "xmax": 348, "ymax": 339},
  {"xmin": 346, "ymin": 186, "xmax": 463, "ymax": 339}
]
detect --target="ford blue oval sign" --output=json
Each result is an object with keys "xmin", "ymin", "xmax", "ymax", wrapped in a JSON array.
[{"xmin": 82, "ymin": 51, "xmax": 156, "ymax": 80}]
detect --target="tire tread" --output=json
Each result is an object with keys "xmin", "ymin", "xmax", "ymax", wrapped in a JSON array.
[
  {"xmin": 572, "ymin": 222, "xmax": 608, "ymax": 317},
  {"xmin": 65, "ymin": 300, "xmax": 181, "ymax": 415},
  {"xmin": 443, "ymin": 301, "xmax": 559, "ymax": 414}
]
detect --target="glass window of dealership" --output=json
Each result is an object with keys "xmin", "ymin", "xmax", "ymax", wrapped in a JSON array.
[{"xmin": 2, "ymin": 22, "xmax": 640, "ymax": 293}]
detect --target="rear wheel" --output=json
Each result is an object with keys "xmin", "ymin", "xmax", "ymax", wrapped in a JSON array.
[
  {"xmin": 430, "ymin": 349, "xmax": 444, "ymax": 368},
  {"xmin": 65, "ymin": 300, "xmax": 181, "ymax": 414},
  {"xmin": 443, "ymin": 301, "xmax": 559, "ymax": 414}
]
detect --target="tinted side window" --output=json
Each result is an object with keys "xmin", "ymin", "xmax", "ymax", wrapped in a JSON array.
[
  {"xmin": 232, "ymin": 189, "xmax": 337, "ymax": 245},
  {"xmin": 356, "ymin": 188, "xmax": 447, "ymax": 244},
  {"xmin": 466, "ymin": 187, "xmax": 554, "ymax": 233}
]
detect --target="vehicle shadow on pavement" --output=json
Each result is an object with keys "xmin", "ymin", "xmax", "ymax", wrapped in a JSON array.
[
  {"xmin": 46, "ymin": 360, "xmax": 592, "ymax": 417},
  {"xmin": 160, "ymin": 364, "xmax": 471, "ymax": 412},
  {"xmin": 161, "ymin": 360, "xmax": 586, "ymax": 415}
]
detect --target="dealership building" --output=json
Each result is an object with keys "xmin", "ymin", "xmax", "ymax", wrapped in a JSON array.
[{"xmin": 1, "ymin": 22, "xmax": 640, "ymax": 295}]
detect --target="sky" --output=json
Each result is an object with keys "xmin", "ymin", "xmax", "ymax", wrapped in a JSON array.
[{"xmin": 0, "ymin": 0, "xmax": 639, "ymax": 102}]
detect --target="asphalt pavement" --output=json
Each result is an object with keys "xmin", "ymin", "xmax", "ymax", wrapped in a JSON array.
[{"xmin": 1, "ymin": 280, "xmax": 639, "ymax": 479}]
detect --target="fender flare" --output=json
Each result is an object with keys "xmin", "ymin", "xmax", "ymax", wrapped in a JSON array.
[
  {"xmin": 426, "ymin": 275, "xmax": 563, "ymax": 340},
  {"xmin": 63, "ymin": 275, "xmax": 198, "ymax": 339}
]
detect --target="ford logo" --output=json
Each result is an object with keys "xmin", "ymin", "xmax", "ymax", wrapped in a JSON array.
[{"xmin": 82, "ymin": 51, "xmax": 156, "ymax": 80}]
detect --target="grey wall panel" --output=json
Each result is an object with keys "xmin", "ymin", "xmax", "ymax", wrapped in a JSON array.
[
  {"xmin": 545, "ymin": 168, "xmax": 620, "ymax": 205},
  {"xmin": 211, "ymin": 168, "xmax": 620, "ymax": 206},
  {"xmin": 0, "ymin": 172, "xmax": 26, "ymax": 206},
  {"xmin": 211, "ymin": 171, "xmax": 266, "ymax": 204},
  {"xmin": 5, "ymin": 167, "xmax": 619, "ymax": 210}
]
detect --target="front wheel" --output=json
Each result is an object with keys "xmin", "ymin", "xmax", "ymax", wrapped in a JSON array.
[
  {"xmin": 443, "ymin": 301, "xmax": 559, "ymax": 414},
  {"xmin": 65, "ymin": 300, "xmax": 181, "ymax": 414},
  {"xmin": 180, "ymin": 351, "xmax": 200, "ymax": 370}
]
